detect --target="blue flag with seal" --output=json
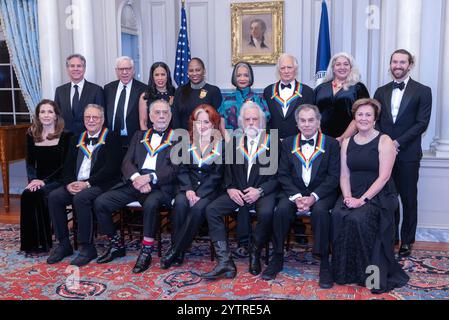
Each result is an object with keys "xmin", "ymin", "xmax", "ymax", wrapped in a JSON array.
[
  {"xmin": 315, "ymin": 0, "xmax": 331, "ymax": 86},
  {"xmin": 174, "ymin": 1, "xmax": 191, "ymax": 86}
]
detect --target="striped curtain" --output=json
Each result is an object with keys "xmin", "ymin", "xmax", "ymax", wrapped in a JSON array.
[{"xmin": 0, "ymin": 0, "xmax": 41, "ymax": 112}]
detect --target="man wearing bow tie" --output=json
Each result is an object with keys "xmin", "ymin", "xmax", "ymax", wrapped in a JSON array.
[
  {"xmin": 201, "ymin": 101, "xmax": 279, "ymax": 280},
  {"xmin": 272, "ymin": 104, "xmax": 340, "ymax": 286},
  {"xmin": 374, "ymin": 49, "xmax": 432, "ymax": 257},
  {"xmin": 94, "ymin": 99, "xmax": 178, "ymax": 273},
  {"xmin": 263, "ymin": 53, "xmax": 315, "ymax": 140},
  {"xmin": 47, "ymin": 104, "xmax": 122, "ymax": 267}
]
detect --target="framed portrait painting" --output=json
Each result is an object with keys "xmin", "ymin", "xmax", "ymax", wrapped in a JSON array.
[{"xmin": 231, "ymin": 1, "xmax": 284, "ymax": 65}]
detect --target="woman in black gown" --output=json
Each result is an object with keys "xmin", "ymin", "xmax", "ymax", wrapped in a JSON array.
[
  {"xmin": 160, "ymin": 104, "xmax": 223, "ymax": 269},
  {"xmin": 315, "ymin": 52, "xmax": 369, "ymax": 143},
  {"xmin": 20, "ymin": 100, "xmax": 71, "ymax": 254},
  {"xmin": 172, "ymin": 58, "xmax": 222, "ymax": 130},
  {"xmin": 138, "ymin": 62, "xmax": 176, "ymax": 130},
  {"xmin": 332, "ymin": 98, "xmax": 409, "ymax": 293}
]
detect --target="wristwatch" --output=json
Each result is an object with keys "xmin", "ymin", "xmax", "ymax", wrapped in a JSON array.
[
  {"xmin": 258, "ymin": 187, "xmax": 264, "ymax": 197},
  {"xmin": 85, "ymin": 181, "xmax": 91, "ymax": 188}
]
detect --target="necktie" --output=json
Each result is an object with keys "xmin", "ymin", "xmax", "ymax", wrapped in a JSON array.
[
  {"xmin": 393, "ymin": 82, "xmax": 405, "ymax": 91},
  {"xmin": 86, "ymin": 137, "xmax": 98, "ymax": 145},
  {"xmin": 281, "ymin": 83, "xmax": 292, "ymax": 90},
  {"xmin": 114, "ymin": 85, "xmax": 126, "ymax": 132},
  {"xmin": 153, "ymin": 130, "xmax": 165, "ymax": 137},
  {"xmin": 300, "ymin": 139, "xmax": 314, "ymax": 146},
  {"xmin": 72, "ymin": 84, "xmax": 80, "ymax": 117}
]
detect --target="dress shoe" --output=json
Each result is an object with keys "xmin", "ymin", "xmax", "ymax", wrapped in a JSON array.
[
  {"xmin": 261, "ymin": 254, "xmax": 283, "ymax": 280},
  {"xmin": 47, "ymin": 243, "xmax": 73, "ymax": 264},
  {"xmin": 97, "ymin": 245, "xmax": 126, "ymax": 264},
  {"xmin": 132, "ymin": 249, "xmax": 152, "ymax": 273},
  {"xmin": 399, "ymin": 244, "xmax": 412, "ymax": 257},
  {"xmin": 160, "ymin": 248, "xmax": 182, "ymax": 269},
  {"xmin": 70, "ymin": 245, "xmax": 98, "ymax": 267},
  {"xmin": 172, "ymin": 251, "xmax": 185, "ymax": 267},
  {"xmin": 318, "ymin": 267, "xmax": 333, "ymax": 289},
  {"xmin": 249, "ymin": 244, "xmax": 261, "ymax": 276}
]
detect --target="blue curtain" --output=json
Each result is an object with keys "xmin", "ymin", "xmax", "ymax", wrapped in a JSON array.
[{"xmin": 0, "ymin": 0, "xmax": 41, "ymax": 113}]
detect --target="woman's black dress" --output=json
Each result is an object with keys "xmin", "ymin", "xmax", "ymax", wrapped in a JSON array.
[
  {"xmin": 314, "ymin": 81, "xmax": 369, "ymax": 138},
  {"xmin": 20, "ymin": 132, "xmax": 71, "ymax": 252},
  {"xmin": 331, "ymin": 134, "xmax": 409, "ymax": 293}
]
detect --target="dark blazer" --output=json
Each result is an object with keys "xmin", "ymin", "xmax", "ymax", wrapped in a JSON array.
[
  {"xmin": 103, "ymin": 79, "xmax": 147, "ymax": 143},
  {"xmin": 62, "ymin": 129, "xmax": 122, "ymax": 191},
  {"xmin": 121, "ymin": 130, "xmax": 178, "ymax": 200},
  {"xmin": 374, "ymin": 78, "xmax": 432, "ymax": 162},
  {"xmin": 263, "ymin": 80, "xmax": 315, "ymax": 139},
  {"xmin": 54, "ymin": 80, "xmax": 104, "ymax": 135},
  {"xmin": 278, "ymin": 133, "xmax": 340, "ymax": 199},
  {"xmin": 177, "ymin": 142, "xmax": 224, "ymax": 199},
  {"xmin": 223, "ymin": 135, "xmax": 278, "ymax": 196}
]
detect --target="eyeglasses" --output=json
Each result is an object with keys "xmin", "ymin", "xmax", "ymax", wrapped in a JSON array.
[
  {"xmin": 117, "ymin": 67, "xmax": 133, "ymax": 73},
  {"xmin": 84, "ymin": 115, "xmax": 102, "ymax": 121}
]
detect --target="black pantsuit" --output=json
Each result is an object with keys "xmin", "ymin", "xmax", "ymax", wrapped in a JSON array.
[
  {"xmin": 206, "ymin": 192, "xmax": 276, "ymax": 246},
  {"xmin": 49, "ymin": 186, "xmax": 103, "ymax": 244},
  {"xmin": 274, "ymin": 194, "xmax": 336, "ymax": 256}
]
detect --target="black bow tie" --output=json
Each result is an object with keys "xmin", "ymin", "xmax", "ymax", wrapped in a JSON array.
[
  {"xmin": 393, "ymin": 82, "xmax": 405, "ymax": 91},
  {"xmin": 86, "ymin": 137, "xmax": 98, "ymax": 145},
  {"xmin": 153, "ymin": 130, "xmax": 165, "ymax": 136},
  {"xmin": 300, "ymin": 139, "xmax": 314, "ymax": 146},
  {"xmin": 281, "ymin": 83, "xmax": 292, "ymax": 90}
]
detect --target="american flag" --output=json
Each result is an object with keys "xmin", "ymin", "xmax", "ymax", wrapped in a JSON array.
[{"xmin": 174, "ymin": 2, "xmax": 191, "ymax": 86}]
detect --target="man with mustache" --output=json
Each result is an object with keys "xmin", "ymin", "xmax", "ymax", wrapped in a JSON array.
[{"xmin": 374, "ymin": 49, "xmax": 432, "ymax": 257}]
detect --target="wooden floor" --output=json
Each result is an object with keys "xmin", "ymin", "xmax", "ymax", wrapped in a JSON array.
[{"xmin": 1, "ymin": 194, "xmax": 448, "ymax": 251}]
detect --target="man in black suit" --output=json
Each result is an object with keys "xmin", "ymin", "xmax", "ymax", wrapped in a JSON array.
[
  {"xmin": 47, "ymin": 104, "xmax": 122, "ymax": 267},
  {"xmin": 104, "ymin": 56, "xmax": 147, "ymax": 153},
  {"xmin": 201, "ymin": 101, "xmax": 279, "ymax": 280},
  {"xmin": 54, "ymin": 54, "xmax": 104, "ymax": 135},
  {"xmin": 263, "ymin": 53, "xmax": 315, "ymax": 140},
  {"xmin": 374, "ymin": 49, "xmax": 432, "ymax": 257},
  {"xmin": 274, "ymin": 104, "xmax": 340, "ymax": 286},
  {"xmin": 94, "ymin": 99, "xmax": 178, "ymax": 273}
]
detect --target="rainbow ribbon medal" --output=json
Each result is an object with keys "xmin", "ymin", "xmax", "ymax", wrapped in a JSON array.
[
  {"xmin": 291, "ymin": 132, "xmax": 326, "ymax": 169},
  {"xmin": 238, "ymin": 133, "xmax": 270, "ymax": 164},
  {"xmin": 271, "ymin": 81, "xmax": 303, "ymax": 109},
  {"xmin": 188, "ymin": 141, "xmax": 222, "ymax": 168},
  {"xmin": 76, "ymin": 128, "xmax": 109, "ymax": 159},
  {"xmin": 140, "ymin": 128, "xmax": 174, "ymax": 157}
]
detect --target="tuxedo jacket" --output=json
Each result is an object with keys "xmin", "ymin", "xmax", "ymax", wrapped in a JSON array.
[
  {"xmin": 223, "ymin": 135, "xmax": 278, "ymax": 196},
  {"xmin": 54, "ymin": 80, "xmax": 105, "ymax": 135},
  {"xmin": 177, "ymin": 142, "xmax": 224, "ymax": 199},
  {"xmin": 62, "ymin": 129, "xmax": 122, "ymax": 191},
  {"xmin": 121, "ymin": 130, "xmax": 178, "ymax": 200},
  {"xmin": 103, "ymin": 79, "xmax": 147, "ymax": 143},
  {"xmin": 374, "ymin": 78, "xmax": 432, "ymax": 162},
  {"xmin": 278, "ymin": 133, "xmax": 340, "ymax": 200},
  {"xmin": 263, "ymin": 80, "xmax": 315, "ymax": 139}
]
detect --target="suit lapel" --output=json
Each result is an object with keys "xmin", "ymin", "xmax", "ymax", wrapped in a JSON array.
[
  {"xmin": 126, "ymin": 80, "xmax": 138, "ymax": 117},
  {"xmin": 75, "ymin": 148, "xmax": 84, "ymax": 177},
  {"xmin": 396, "ymin": 79, "xmax": 415, "ymax": 121},
  {"xmin": 107, "ymin": 81, "xmax": 120, "ymax": 128},
  {"xmin": 63, "ymin": 84, "xmax": 73, "ymax": 120},
  {"xmin": 383, "ymin": 83, "xmax": 394, "ymax": 123}
]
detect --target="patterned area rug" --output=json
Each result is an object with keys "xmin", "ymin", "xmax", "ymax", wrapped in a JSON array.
[{"xmin": 0, "ymin": 224, "xmax": 448, "ymax": 300}]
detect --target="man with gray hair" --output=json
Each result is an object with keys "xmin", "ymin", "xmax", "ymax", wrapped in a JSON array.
[
  {"xmin": 54, "ymin": 54, "xmax": 104, "ymax": 135},
  {"xmin": 202, "ymin": 101, "xmax": 279, "ymax": 280},
  {"xmin": 263, "ymin": 53, "xmax": 315, "ymax": 140},
  {"xmin": 272, "ymin": 104, "xmax": 340, "ymax": 287},
  {"xmin": 104, "ymin": 56, "xmax": 147, "ymax": 152},
  {"xmin": 47, "ymin": 104, "xmax": 122, "ymax": 267}
]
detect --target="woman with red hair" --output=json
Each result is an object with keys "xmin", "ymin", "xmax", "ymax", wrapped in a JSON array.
[{"xmin": 161, "ymin": 104, "xmax": 224, "ymax": 269}]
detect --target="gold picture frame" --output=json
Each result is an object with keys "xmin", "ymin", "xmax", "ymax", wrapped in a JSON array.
[{"xmin": 231, "ymin": 1, "xmax": 284, "ymax": 65}]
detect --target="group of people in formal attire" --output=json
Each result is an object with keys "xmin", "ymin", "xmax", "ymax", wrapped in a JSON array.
[{"xmin": 19, "ymin": 48, "xmax": 432, "ymax": 293}]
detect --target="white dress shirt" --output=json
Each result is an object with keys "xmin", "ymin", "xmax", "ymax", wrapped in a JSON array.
[
  {"xmin": 112, "ymin": 80, "xmax": 133, "ymax": 136},
  {"xmin": 130, "ymin": 132, "xmax": 162, "ymax": 183},
  {"xmin": 246, "ymin": 133, "xmax": 261, "ymax": 181},
  {"xmin": 70, "ymin": 79, "xmax": 85, "ymax": 109},
  {"xmin": 279, "ymin": 81, "xmax": 295, "ymax": 117},
  {"xmin": 391, "ymin": 76, "xmax": 410, "ymax": 123},
  {"xmin": 77, "ymin": 130, "xmax": 100, "ymax": 181},
  {"xmin": 289, "ymin": 132, "xmax": 320, "ymax": 203}
]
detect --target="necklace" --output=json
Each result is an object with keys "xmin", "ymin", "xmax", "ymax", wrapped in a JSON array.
[{"xmin": 332, "ymin": 80, "xmax": 343, "ymax": 89}]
